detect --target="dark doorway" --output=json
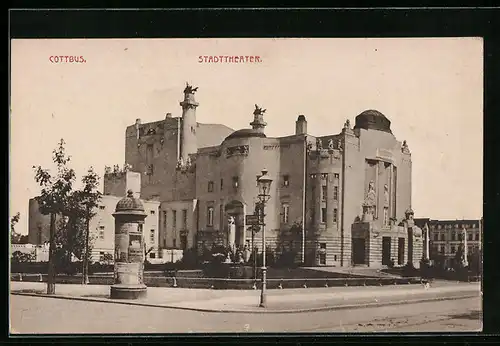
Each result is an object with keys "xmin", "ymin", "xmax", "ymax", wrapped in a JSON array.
[
  {"xmin": 180, "ymin": 235, "xmax": 187, "ymax": 250},
  {"xmin": 382, "ymin": 237, "xmax": 391, "ymax": 265},
  {"xmin": 398, "ymin": 238, "xmax": 405, "ymax": 265},
  {"xmin": 352, "ymin": 238, "xmax": 366, "ymax": 265}
]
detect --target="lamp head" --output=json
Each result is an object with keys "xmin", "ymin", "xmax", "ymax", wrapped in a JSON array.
[{"xmin": 257, "ymin": 168, "xmax": 273, "ymax": 202}]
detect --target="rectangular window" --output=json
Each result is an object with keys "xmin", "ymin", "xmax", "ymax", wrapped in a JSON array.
[
  {"xmin": 468, "ymin": 233, "xmax": 473, "ymax": 241},
  {"xmin": 333, "ymin": 208, "xmax": 338, "ymax": 223},
  {"xmin": 207, "ymin": 206, "xmax": 214, "ymax": 227},
  {"xmin": 282, "ymin": 203, "xmax": 290, "ymax": 224},
  {"xmin": 333, "ymin": 186, "xmax": 338, "ymax": 200},
  {"xmin": 321, "ymin": 186, "xmax": 327, "ymax": 201},
  {"xmin": 163, "ymin": 211, "xmax": 167, "ymax": 229},
  {"xmin": 283, "ymin": 175, "xmax": 290, "ymax": 187},
  {"xmin": 334, "ymin": 173, "xmax": 339, "ymax": 179},
  {"xmin": 434, "ymin": 233, "xmax": 439, "ymax": 241},
  {"xmin": 99, "ymin": 225, "xmax": 105, "ymax": 240},
  {"xmin": 321, "ymin": 208, "xmax": 327, "ymax": 223},
  {"xmin": 149, "ymin": 253, "xmax": 156, "ymax": 259},
  {"xmin": 150, "ymin": 229, "xmax": 155, "ymax": 242},
  {"xmin": 451, "ymin": 246, "xmax": 456, "ymax": 254},
  {"xmin": 440, "ymin": 245, "xmax": 445, "ymax": 254},
  {"xmin": 150, "ymin": 210, "xmax": 155, "ymax": 215},
  {"xmin": 475, "ymin": 233, "xmax": 479, "ymax": 241},
  {"xmin": 451, "ymin": 232, "xmax": 456, "ymax": 241},
  {"xmin": 99, "ymin": 205, "xmax": 105, "ymax": 210},
  {"xmin": 182, "ymin": 209, "xmax": 188, "ymax": 229},
  {"xmin": 172, "ymin": 210, "xmax": 177, "ymax": 230},
  {"xmin": 440, "ymin": 234, "xmax": 445, "ymax": 241},
  {"xmin": 320, "ymin": 242, "xmax": 327, "ymax": 249},
  {"xmin": 173, "ymin": 239, "xmax": 177, "ymax": 248},
  {"xmin": 163, "ymin": 239, "xmax": 166, "ymax": 248},
  {"xmin": 208, "ymin": 181, "xmax": 214, "ymax": 192},
  {"xmin": 334, "ymin": 255, "xmax": 337, "ymax": 261},
  {"xmin": 383, "ymin": 207, "xmax": 388, "ymax": 225},
  {"xmin": 220, "ymin": 178, "xmax": 224, "ymax": 191},
  {"xmin": 99, "ymin": 251, "xmax": 105, "ymax": 261}
]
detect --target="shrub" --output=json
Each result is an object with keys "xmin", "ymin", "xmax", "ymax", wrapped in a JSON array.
[
  {"xmin": 11, "ymin": 251, "xmax": 35, "ymax": 263},
  {"xmin": 274, "ymin": 250, "xmax": 299, "ymax": 268}
]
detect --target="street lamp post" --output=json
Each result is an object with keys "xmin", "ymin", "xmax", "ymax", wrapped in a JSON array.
[{"xmin": 257, "ymin": 168, "xmax": 273, "ymax": 308}]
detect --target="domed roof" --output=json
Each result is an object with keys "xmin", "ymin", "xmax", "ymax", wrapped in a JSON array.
[
  {"xmin": 354, "ymin": 109, "xmax": 392, "ymax": 134},
  {"xmin": 224, "ymin": 128, "xmax": 267, "ymax": 141},
  {"xmin": 114, "ymin": 190, "xmax": 146, "ymax": 216}
]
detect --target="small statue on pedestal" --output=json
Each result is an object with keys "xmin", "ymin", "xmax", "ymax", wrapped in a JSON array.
[
  {"xmin": 328, "ymin": 139, "xmax": 335, "ymax": 150},
  {"xmin": 316, "ymin": 138, "xmax": 323, "ymax": 151}
]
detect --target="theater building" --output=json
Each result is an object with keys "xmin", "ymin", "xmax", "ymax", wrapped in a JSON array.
[{"xmin": 119, "ymin": 84, "xmax": 422, "ymax": 268}]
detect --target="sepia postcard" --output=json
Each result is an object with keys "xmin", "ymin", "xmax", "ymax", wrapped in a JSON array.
[{"xmin": 9, "ymin": 37, "xmax": 483, "ymax": 334}]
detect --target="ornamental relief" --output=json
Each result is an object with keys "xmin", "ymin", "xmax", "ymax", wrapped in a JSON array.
[{"xmin": 226, "ymin": 145, "xmax": 249, "ymax": 158}]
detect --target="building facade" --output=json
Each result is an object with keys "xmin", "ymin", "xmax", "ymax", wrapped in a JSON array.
[
  {"xmin": 119, "ymin": 84, "xmax": 419, "ymax": 267},
  {"xmin": 415, "ymin": 218, "xmax": 483, "ymax": 268}
]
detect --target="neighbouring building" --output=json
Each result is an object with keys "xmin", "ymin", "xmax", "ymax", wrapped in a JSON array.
[
  {"xmin": 28, "ymin": 171, "xmax": 161, "ymax": 263},
  {"xmin": 415, "ymin": 218, "xmax": 483, "ymax": 268},
  {"xmin": 117, "ymin": 83, "xmax": 420, "ymax": 268},
  {"xmin": 10, "ymin": 243, "xmax": 50, "ymax": 262}
]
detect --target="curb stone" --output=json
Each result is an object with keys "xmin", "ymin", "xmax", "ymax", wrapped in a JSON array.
[{"xmin": 10, "ymin": 291, "xmax": 479, "ymax": 314}]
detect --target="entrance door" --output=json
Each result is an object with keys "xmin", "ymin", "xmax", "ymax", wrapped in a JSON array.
[
  {"xmin": 382, "ymin": 237, "xmax": 391, "ymax": 265},
  {"xmin": 398, "ymin": 238, "xmax": 405, "ymax": 265},
  {"xmin": 352, "ymin": 238, "xmax": 366, "ymax": 265}
]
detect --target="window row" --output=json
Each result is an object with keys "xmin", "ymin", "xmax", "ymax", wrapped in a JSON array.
[
  {"xmin": 160, "ymin": 209, "xmax": 188, "ymax": 230},
  {"xmin": 320, "ymin": 186, "xmax": 339, "ymax": 201},
  {"xmin": 206, "ymin": 175, "xmax": 293, "ymax": 193},
  {"xmin": 432, "ymin": 223, "xmax": 478, "ymax": 230},
  {"xmin": 432, "ymin": 232, "xmax": 480, "ymax": 241},
  {"xmin": 95, "ymin": 225, "xmax": 156, "ymax": 243}
]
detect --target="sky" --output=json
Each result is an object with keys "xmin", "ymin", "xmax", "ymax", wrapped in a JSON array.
[{"xmin": 10, "ymin": 38, "xmax": 483, "ymax": 235}]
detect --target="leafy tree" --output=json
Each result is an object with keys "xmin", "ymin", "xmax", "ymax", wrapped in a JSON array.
[
  {"xmin": 78, "ymin": 167, "xmax": 102, "ymax": 284},
  {"xmin": 33, "ymin": 139, "xmax": 76, "ymax": 294},
  {"xmin": 10, "ymin": 212, "xmax": 21, "ymax": 244}
]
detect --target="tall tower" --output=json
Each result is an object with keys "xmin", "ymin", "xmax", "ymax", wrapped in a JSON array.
[
  {"xmin": 250, "ymin": 104, "xmax": 267, "ymax": 133},
  {"xmin": 179, "ymin": 83, "xmax": 199, "ymax": 163}
]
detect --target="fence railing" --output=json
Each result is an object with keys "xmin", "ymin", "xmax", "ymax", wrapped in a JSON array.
[{"xmin": 10, "ymin": 272, "xmax": 480, "ymax": 289}]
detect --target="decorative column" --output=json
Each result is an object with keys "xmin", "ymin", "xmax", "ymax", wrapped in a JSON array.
[
  {"xmin": 110, "ymin": 190, "xmax": 148, "ymax": 299},
  {"xmin": 228, "ymin": 215, "xmax": 236, "ymax": 253},
  {"xmin": 424, "ymin": 223, "xmax": 430, "ymax": 260}
]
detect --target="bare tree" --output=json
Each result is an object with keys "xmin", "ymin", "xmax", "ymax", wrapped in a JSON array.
[{"xmin": 33, "ymin": 139, "xmax": 76, "ymax": 295}]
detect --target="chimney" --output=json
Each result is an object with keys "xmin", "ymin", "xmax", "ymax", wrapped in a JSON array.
[
  {"xmin": 296, "ymin": 115, "xmax": 307, "ymax": 135},
  {"xmin": 165, "ymin": 113, "xmax": 172, "ymax": 119},
  {"xmin": 135, "ymin": 118, "xmax": 141, "ymax": 125}
]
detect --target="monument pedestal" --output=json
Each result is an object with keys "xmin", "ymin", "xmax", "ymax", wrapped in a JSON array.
[{"xmin": 110, "ymin": 284, "xmax": 147, "ymax": 299}]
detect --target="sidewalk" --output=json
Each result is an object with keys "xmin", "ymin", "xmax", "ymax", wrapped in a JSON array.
[{"xmin": 10, "ymin": 281, "xmax": 480, "ymax": 314}]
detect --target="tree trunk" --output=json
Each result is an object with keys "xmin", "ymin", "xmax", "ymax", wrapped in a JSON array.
[
  {"xmin": 47, "ymin": 213, "xmax": 56, "ymax": 295},
  {"xmin": 82, "ymin": 212, "xmax": 90, "ymax": 285}
]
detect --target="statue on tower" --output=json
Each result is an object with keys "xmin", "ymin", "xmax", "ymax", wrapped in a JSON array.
[
  {"xmin": 184, "ymin": 82, "xmax": 198, "ymax": 94},
  {"xmin": 344, "ymin": 119, "xmax": 351, "ymax": 129},
  {"xmin": 253, "ymin": 104, "xmax": 266, "ymax": 116}
]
